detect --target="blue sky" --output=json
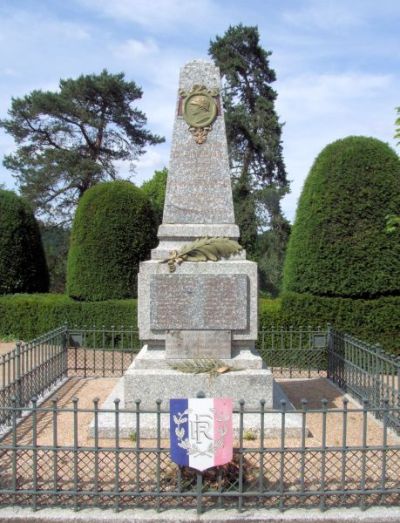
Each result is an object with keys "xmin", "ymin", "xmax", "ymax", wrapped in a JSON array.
[{"xmin": 0, "ymin": 0, "xmax": 399, "ymax": 222}]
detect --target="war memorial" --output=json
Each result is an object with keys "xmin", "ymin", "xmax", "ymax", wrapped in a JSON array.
[{"xmin": 0, "ymin": 60, "xmax": 399, "ymax": 521}]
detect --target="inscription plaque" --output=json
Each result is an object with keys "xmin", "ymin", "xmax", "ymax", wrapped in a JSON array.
[{"xmin": 150, "ymin": 274, "xmax": 248, "ymax": 330}]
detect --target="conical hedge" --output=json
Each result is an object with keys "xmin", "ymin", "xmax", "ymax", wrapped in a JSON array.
[
  {"xmin": 67, "ymin": 180, "xmax": 157, "ymax": 301},
  {"xmin": 0, "ymin": 190, "xmax": 49, "ymax": 294},
  {"xmin": 283, "ymin": 136, "xmax": 400, "ymax": 298}
]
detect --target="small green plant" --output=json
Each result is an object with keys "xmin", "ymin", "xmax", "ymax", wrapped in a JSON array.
[
  {"xmin": 128, "ymin": 431, "xmax": 137, "ymax": 443},
  {"xmin": 243, "ymin": 430, "xmax": 257, "ymax": 441}
]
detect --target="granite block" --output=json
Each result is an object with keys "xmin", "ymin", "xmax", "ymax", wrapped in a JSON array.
[
  {"xmin": 150, "ymin": 274, "xmax": 248, "ymax": 330},
  {"xmin": 165, "ymin": 330, "xmax": 231, "ymax": 359},
  {"xmin": 89, "ymin": 378, "xmax": 304, "ymax": 439},
  {"xmin": 163, "ymin": 61, "xmax": 235, "ymax": 226},
  {"xmin": 133, "ymin": 344, "xmax": 265, "ymax": 370},
  {"xmin": 138, "ymin": 259, "xmax": 258, "ymax": 343},
  {"xmin": 124, "ymin": 366, "xmax": 273, "ymax": 410}
]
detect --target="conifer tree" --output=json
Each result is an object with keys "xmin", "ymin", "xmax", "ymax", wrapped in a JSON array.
[{"xmin": 209, "ymin": 25, "xmax": 290, "ymax": 294}]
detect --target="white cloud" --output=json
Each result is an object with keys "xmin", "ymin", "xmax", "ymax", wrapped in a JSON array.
[
  {"xmin": 79, "ymin": 0, "xmax": 220, "ymax": 31},
  {"xmin": 114, "ymin": 146, "xmax": 169, "ymax": 186},
  {"xmin": 113, "ymin": 38, "xmax": 159, "ymax": 62}
]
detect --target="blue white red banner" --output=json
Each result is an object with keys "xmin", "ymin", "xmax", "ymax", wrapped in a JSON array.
[{"xmin": 170, "ymin": 397, "xmax": 233, "ymax": 471}]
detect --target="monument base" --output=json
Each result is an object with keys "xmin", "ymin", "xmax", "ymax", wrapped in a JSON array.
[{"xmin": 90, "ymin": 347, "xmax": 305, "ymax": 439}]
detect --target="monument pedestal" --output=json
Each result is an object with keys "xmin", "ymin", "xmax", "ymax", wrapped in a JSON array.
[
  {"xmin": 124, "ymin": 350, "xmax": 273, "ymax": 411},
  {"xmin": 90, "ymin": 359, "xmax": 302, "ymax": 439}
]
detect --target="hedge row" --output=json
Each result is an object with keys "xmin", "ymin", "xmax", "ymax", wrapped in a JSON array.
[
  {"xmin": 1, "ymin": 293, "xmax": 399, "ymax": 355},
  {"xmin": 0, "ymin": 294, "xmax": 137, "ymax": 340},
  {"xmin": 260, "ymin": 293, "xmax": 400, "ymax": 354}
]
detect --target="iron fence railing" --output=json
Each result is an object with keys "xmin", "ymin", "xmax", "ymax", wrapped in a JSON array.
[
  {"xmin": 0, "ymin": 326, "xmax": 67, "ymax": 426},
  {"xmin": 328, "ymin": 328, "xmax": 400, "ymax": 429},
  {"xmin": 67, "ymin": 325, "xmax": 139, "ymax": 377},
  {"xmin": 258, "ymin": 326, "xmax": 328, "ymax": 377},
  {"xmin": 0, "ymin": 396, "xmax": 399, "ymax": 513}
]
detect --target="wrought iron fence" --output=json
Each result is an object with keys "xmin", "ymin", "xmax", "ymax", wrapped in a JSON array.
[
  {"xmin": 0, "ymin": 325, "xmax": 138, "ymax": 428},
  {"xmin": 0, "ymin": 395, "xmax": 399, "ymax": 513},
  {"xmin": 67, "ymin": 325, "xmax": 139, "ymax": 377},
  {"xmin": 1, "ymin": 324, "xmax": 400, "ymax": 514},
  {"xmin": 258, "ymin": 326, "xmax": 328, "ymax": 378},
  {"xmin": 0, "ymin": 326, "xmax": 67, "ymax": 426},
  {"xmin": 328, "ymin": 328, "xmax": 400, "ymax": 430}
]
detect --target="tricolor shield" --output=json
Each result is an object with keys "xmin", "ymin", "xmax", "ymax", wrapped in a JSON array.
[{"xmin": 170, "ymin": 398, "xmax": 233, "ymax": 471}]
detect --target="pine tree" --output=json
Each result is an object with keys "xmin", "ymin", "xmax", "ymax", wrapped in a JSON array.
[
  {"xmin": 209, "ymin": 25, "xmax": 290, "ymax": 294},
  {"xmin": 0, "ymin": 70, "xmax": 163, "ymax": 223}
]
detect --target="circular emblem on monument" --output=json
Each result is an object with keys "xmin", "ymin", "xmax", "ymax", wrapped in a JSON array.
[{"xmin": 183, "ymin": 92, "xmax": 218, "ymax": 128}]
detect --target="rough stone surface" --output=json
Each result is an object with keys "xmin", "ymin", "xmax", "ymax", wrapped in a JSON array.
[
  {"xmin": 165, "ymin": 330, "xmax": 231, "ymax": 359},
  {"xmin": 2, "ymin": 505, "xmax": 400, "ymax": 522},
  {"xmin": 134, "ymin": 345, "xmax": 265, "ymax": 370},
  {"xmin": 91, "ymin": 376, "xmax": 304, "ymax": 440},
  {"xmin": 124, "ymin": 365, "xmax": 273, "ymax": 411},
  {"xmin": 138, "ymin": 260, "xmax": 257, "ymax": 345},
  {"xmin": 162, "ymin": 61, "xmax": 235, "ymax": 228},
  {"xmin": 150, "ymin": 274, "xmax": 248, "ymax": 330}
]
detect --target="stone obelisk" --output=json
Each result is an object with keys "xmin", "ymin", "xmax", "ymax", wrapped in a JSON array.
[{"xmin": 125, "ymin": 60, "xmax": 273, "ymax": 411}]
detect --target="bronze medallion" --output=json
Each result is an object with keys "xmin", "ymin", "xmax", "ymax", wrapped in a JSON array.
[
  {"xmin": 180, "ymin": 85, "xmax": 219, "ymax": 144},
  {"xmin": 183, "ymin": 92, "xmax": 217, "ymax": 128}
]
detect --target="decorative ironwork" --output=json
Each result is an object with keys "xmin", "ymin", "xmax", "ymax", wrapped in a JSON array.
[{"xmin": 0, "ymin": 324, "xmax": 399, "ymax": 514}]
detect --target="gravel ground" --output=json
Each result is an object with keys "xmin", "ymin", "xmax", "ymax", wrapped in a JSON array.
[
  {"xmin": 1, "ymin": 374, "xmax": 399, "ymax": 511},
  {"xmin": 3, "ymin": 375, "xmax": 397, "ymax": 449},
  {"xmin": 0, "ymin": 342, "xmax": 16, "ymax": 356}
]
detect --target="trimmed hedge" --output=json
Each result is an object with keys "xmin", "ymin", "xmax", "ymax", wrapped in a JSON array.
[
  {"xmin": 283, "ymin": 137, "xmax": 400, "ymax": 298},
  {"xmin": 260, "ymin": 293, "xmax": 400, "ymax": 354},
  {"xmin": 67, "ymin": 180, "xmax": 157, "ymax": 301},
  {"xmin": 1, "ymin": 294, "xmax": 398, "ymax": 354},
  {"xmin": 0, "ymin": 294, "xmax": 136, "ymax": 340},
  {"xmin": 0, "ymin": 190, "xmax": 49, "ymax": 294}
]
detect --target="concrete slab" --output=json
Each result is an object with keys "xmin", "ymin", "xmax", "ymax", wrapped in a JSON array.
[{"xmin": 1, "ymin": 505, "xmax": 400, "ymax": 522}]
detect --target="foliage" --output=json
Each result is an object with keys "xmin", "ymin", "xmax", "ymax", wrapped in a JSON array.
[
  {"xmin": 258, "ymin": 294, "xmax": 400, "ymax": 355},
  {"xmin": 0, "ymin": 189, "xmax": 49, "ymax": 294},
  {"xmin": 141, "ymin": 167, "xmax": 168, "ymax": 225},
  {"xmin": 0, "ymin": 70, "xmax": 164, "ymax": 223},
  {"xmin": 209, "ymin": 24, "xmax": 290, "ymax": 287},
  {"xmin": 395, "ymin": 106, "xmax": 400, "ymax": 145},
  {"xmin": 67, "ymin": 180, "xmax": 157, "ymax": 301},
  {"xmin": 243, "ymin": 430, "xmax": 257, "ymax": 441},
  {"xmin": 0, "ymin": 294, "xmax": 136, "ymax": 340},
  {"xmin": 40, "ymin": 223, "xmax": 70, "ymax": 293},
  {"xmin": 386, "ymin": 214, "xmax": 400, "ymax": 234},
  {"xmin": 0, "ymin": 294, "xmax": 398, "ymax": 354},
  {"xmin": 279, "ymin": 292, "xmax": 400, "ymax": 355},
  {"xmin": 256, "ymin": 212, "xmax": 291, "ymax": 297},
  {"xmin": 283, "ymin": 136, "xmax": 400, "ymax": 298},
  {"xmin": 232, "ymin": 173, "xmax": 258, "ymax": 257},
  {"xmin": 161, "ymin": 237, "xmax": 243, "ymax": 272}
]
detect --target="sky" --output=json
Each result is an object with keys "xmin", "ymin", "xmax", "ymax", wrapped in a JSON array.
[{"xmin": 0, "ymin": 0, "xmax": 399, "ymax": 223}]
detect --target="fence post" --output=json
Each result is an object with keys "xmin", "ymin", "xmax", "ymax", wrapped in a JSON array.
[
  {"xmin": 15, "ymin": 342, "xmax": 21, "ymax": 408},
  {"xmin": 397, "ymin": 356, "xmax": 400, "ymax": 409},
  {"xmin": 326, "ymin": 324, "xmax": 332, "ymax": 380},
  {"xmin": 62, "ymin": 323, "xmax": 69, "ymax": 377}
]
